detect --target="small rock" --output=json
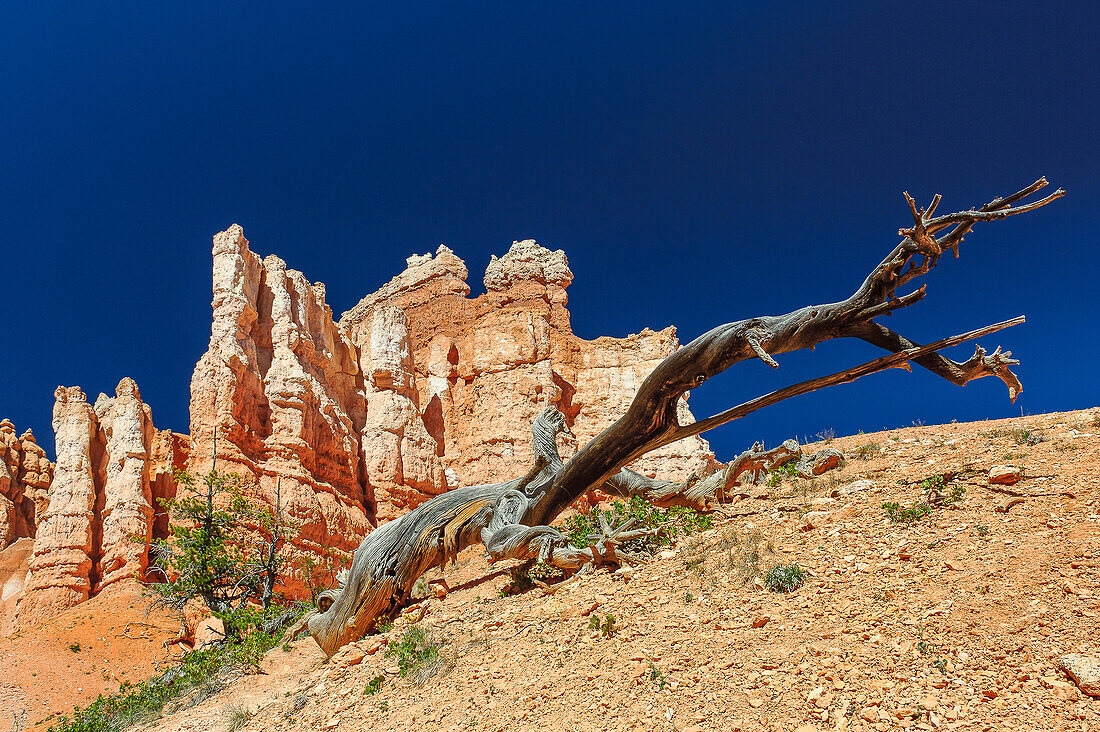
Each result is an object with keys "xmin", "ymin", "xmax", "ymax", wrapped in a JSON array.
[
  {"xmin": 615, "ymin": 565, "xmax": 636, "ymax": 580},
  {"xmin": 193, "ymin": 617, "xmax": 225, "ymax": 648},
  {"xmin": 989, "ymin": 465, "xmax": 1021, "ymax": 485},
  {"xmin": 996, "ymin": 496, "xmax": 1025, "ymax": 513},
  {"xmin": 1060, "ymin": 654, "xmax": 1100, "ymax": 696},
  {"xmin": 659, "ymin": 549, "xmax": 679, "ymax": 560},
  {"xmin": 333, "ymin": 648, "xmax": 366, "ymax": 668},
  {"xmin": 747, "ymin": 696, "xmax": 764, "ymax": 708},
  {"xmin": 802, "ymin": 510, "xmax": 833, "ymax": 531},
  {"xmin": 841, "ymin": 479, "xmax": 875, "ymax": 494},
  {"xmin": 752, "ymin": 615, "xmax": 770, "ymax": 628}
]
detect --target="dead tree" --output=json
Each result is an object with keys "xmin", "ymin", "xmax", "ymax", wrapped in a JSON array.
[{"xmin": 307, "ymin": 178, "xmax": 1063, "ymax": 655}]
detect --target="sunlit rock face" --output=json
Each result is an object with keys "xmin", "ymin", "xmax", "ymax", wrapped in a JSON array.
[
  {"xmin": 188, "ymin": 226, "xmax": 715, "ymax": 535},
  {"xmin": 340, "ymin": 238, "xmax": 718, "ymax": 520},
  {"xmin": 0, "ymin": 420, "xmax": 53, "ymax": 549},
  {"xmin": 17, "ymin": 381, "xmax": 185, "ymax": 626},
  {"xmin": 10, "ymin": 228, "xmax": 716, "ymax": 624},
  {"xmin": 187, "ymin": 225, "xmax": 373, "ymax": 560}
]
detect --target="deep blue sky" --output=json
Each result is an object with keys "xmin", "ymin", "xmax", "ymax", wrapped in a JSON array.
[{"xmin": 3, "ymin": 2, "xmax": 1096, "ymax": 460}]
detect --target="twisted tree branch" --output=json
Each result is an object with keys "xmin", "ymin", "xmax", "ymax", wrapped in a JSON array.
[{"xmin": 307, "ymin": 179, "xmax": 1062, "ymax": 656}]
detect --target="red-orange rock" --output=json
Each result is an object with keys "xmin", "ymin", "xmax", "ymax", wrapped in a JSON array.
[
  {"xmin": 187, "ymin": 225, "xmax": 373, "ymax": 556},
  {"xmin": 192, "ymin": 229, "xmax": 715, "ymax": 530},
  {"xmin": 18, "ymin": 381, "xmax": 185, "ymax": 626},
  {"xmin": 339, "ymin": 238, "xmax": 717, "ymax": 517},
  {"xmin": 0, "ymin": 419, "xmax": 53, "ymax": 548}
]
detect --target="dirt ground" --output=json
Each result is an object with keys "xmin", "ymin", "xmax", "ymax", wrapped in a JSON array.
[
  {"xmin": 9, "ymin": 407, "xmax": 1100, "ymax": 732},
  {"xmin": 0, "ymin": 581, "xmax": 185, "ymax": 728}
]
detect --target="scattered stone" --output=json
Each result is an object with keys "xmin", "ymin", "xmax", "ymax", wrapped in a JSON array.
[
  {"xmin": 1060, "ymin": 654, "xmax": 1100, "ymax": 696},
  {"xmin": 841, "ymin": 479, "xmax": 875, "ymax": 494},
  {"xmin": 752, "ymin": 616, "xmax": 770, "ymax": 628},
  {"xmin": 996, "ymin": 496, "xmax": 1026, "ymax": 513},
  {"xmin": 193, "ymin": 616, "xmax": 226, "ymax": 648},
  {"xmin": 989, "ymin": 465, "xmax": 1022, "ymax": 485}
]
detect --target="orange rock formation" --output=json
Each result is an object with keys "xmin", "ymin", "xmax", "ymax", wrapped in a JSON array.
[
  {"xmin": 8, "ymin": 226, "xmax": 716, "ymax": 624},
  {"xmin": 17, "ymin": 381, "xmax": 186, "ymax": 625},
  {"xmin": 188, "ymin": 227, "xmax": 716, "ymax": 545},
  {"xmin": 0, "ymin": 420, "xmax": 52, "ymax": 548}
]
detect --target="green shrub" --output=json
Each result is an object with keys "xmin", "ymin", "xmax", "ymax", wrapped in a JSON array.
[
  {"xmin": 648, "ymin": 663, "xmax": 668, "ymax": 690},
  {"xmin": 884, "ymin": 475, "xmax": 965, "ymax": 523},
  {"xmin": 384, "ymin": 625, "xmax": 446, "ymax": 683},
  {"xmin": 765, "ymin": 463, "xmax": 799, "ymax": 487},
  {"xmin": 559, "ymin": 496, "xmax": 712, "ymax": 553},
  {"xmin": 364, "ymin": 675, "xmax": 384, "ymax": 696},
  {"xmin": 763, "ymin": 564, "xmax": 805, "ymax": 592},
  {"xmin": 588, "ymin": 613, "xmax": 616, "ymax": 637}
]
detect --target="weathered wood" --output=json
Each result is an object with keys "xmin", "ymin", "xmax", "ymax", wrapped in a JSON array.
[{"xmin": 307, "ymin": 179, "xmax": 1062, "ymax": 656}]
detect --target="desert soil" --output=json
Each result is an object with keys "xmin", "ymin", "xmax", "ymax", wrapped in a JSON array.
[{"xmin": 9, "ymin": 408, "xmax": 1100, "ymax": 732}]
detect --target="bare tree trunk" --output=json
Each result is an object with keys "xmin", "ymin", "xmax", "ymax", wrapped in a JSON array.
[{"xmin": 307, "ymin": 179, "xmax": 1062, "ymax": 656}]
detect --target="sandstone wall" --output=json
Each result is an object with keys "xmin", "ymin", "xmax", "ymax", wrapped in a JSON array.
[
  {"xmin": 190, "ymin": 226, "xmax": 716, "ymax": 531},
  {"xmin": 187, "ymin": 225, "xmax": 373, "ymax": 557},
  {"xmin": 18, "ymin": 380, "xmax": 185, "ymax": 625},
  {"xmin": 0, "ymin": 420, "xmax": 53, "ymax": 548},
  {"xmin": 339, "ymin": 239, "xmax": 718, "ymax": 518}
]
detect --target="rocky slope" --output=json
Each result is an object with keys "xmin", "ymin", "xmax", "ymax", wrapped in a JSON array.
[{"xmin": 133, "ymin": 408, "xmax": 1099, "ymax": 732}]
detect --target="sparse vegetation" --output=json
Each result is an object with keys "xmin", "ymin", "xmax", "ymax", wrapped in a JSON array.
[
  {"xmin": 364, "ymin": 675, "xmax": 385, "ymax": 696},
  {"xmin": 588, "ymin": 613, "xmax": 617, "ymax": 637},
  {"xmin": 765, "ymin": 462, "xmax": 800, "ymax": 487},
  {"xmin": 48, "ymin": 626, "xmax": 287, "ymax": 732},
  {"xmin": 763, "ymin": 564, "xmax": 806, "ymax": 593},
  {"xmin": 222, "ymin": 702, "xmax": 251, "ymax": 732},
  {"xmin": 68, "ymin": 642, "xmax": 81, "ymax": 653},
  {"xmin": 1012, "ymin": 428, "xmax": 1045, "ymax": 446},
  {"xmin": 976, "ymin": 525, "xmax": 990, "ymax": 536},
  {"xmin": 559, "ymin": 496, "xmax": 712, "ymax": 554},
  {"xmin": 853, "ymin": 442, "xmax": 881, "ymax": 460},
  {"xmin": 648, "ymin": 663, "xmax": 668, "ymax": 690},
  {"xmin": 384, "ymin": 625, "xmax": 451, "ymax": 685},
  {"xmin": 883, "ymin": 475, "xmax": 965, "ymax": 523}
]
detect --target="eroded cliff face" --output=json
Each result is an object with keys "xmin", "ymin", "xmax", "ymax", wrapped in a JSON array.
[
  {"xmin": 191, "ymin": 227, "xmax": 716, "ymax": 529},
  {"xmin": 17, "ymin": 380, "xmax": 185, "ymax": 625},
  {"xmin": 8, "ymin": 227, "xmax": 718, "ymax": 626},
  {"xmin": 0, "ymin": 420, "xmax": 53, "ymax": 548},
  {"xmin": 340, "ymin": 239, "xmax": 717, "ymax": 519},
  {"xmin": 187, "ymin": 225, "xmax": 373, "ymax": 556}
]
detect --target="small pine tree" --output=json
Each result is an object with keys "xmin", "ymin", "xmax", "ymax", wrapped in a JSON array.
[{"xmin": 148, "ymin": 469, "xmax": 296, "ymax": 639}]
